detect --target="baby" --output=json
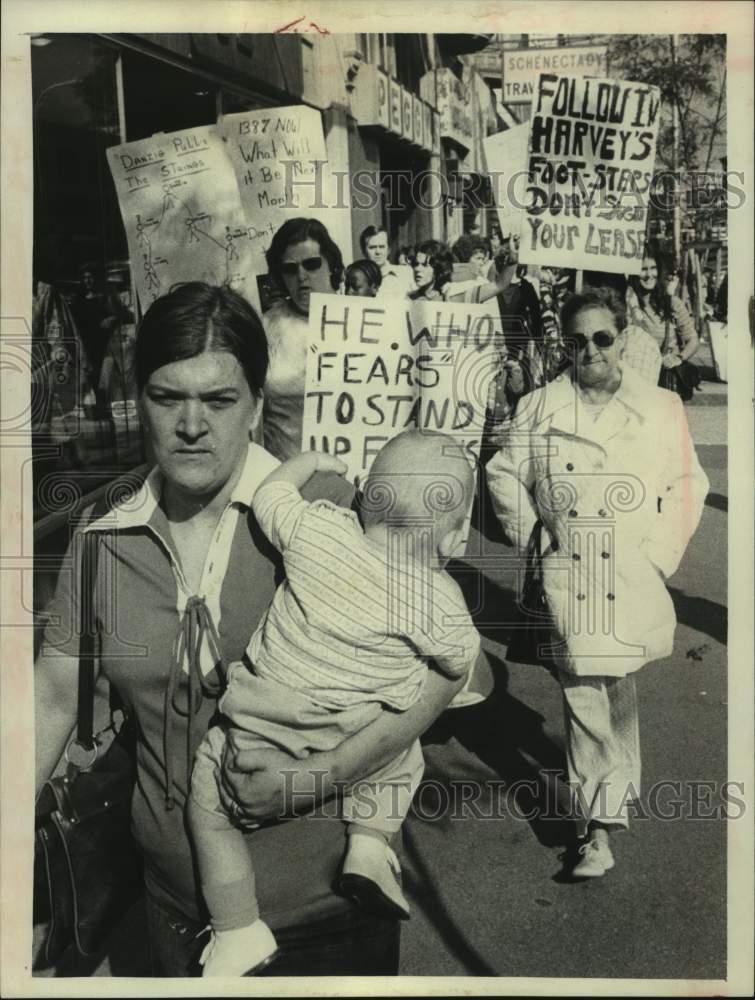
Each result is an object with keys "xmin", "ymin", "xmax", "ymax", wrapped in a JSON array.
[{"xmin": 188, "ymin": 430, "xmax": 481, "ymax": 976}]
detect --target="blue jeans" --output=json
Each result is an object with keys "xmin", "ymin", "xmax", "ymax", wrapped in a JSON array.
[{"xmin": 144, "ymin": 891, "xmax": 401, "ymax": 977}]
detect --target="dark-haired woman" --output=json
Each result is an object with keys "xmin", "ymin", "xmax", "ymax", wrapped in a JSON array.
[
  {"xmin": 410, "ymin": 240, "xmax": 508, "ymax": 305},
  {"xmin": 34, "ymin": 281, "xmax": 466, "ymax": 976},
  {"xmin": 487, "ymin": 286, "xmax": 708, "ymax": 879},
  {"xmin": 262, "ymin": 218, "xmax": 344, "ymax": 461},
  {"xmin": 626, "ymin": 251, "xmax": 699, "ymax": 397}
]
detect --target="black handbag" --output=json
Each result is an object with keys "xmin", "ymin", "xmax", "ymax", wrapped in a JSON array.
[
  {"xmin": 34, "ymin": 531, "xmax": 142, "ymax": 968},
  {"xmin": 658, "ymin": 358, "xmax": 701, "ymax": 402},
  {"xmin": 505, "ymin": 520, "xmax": 560, "ymax": 669},
  {"xmin": 658, "ymin": 317, "xmax": 701, "ymax": 402}
]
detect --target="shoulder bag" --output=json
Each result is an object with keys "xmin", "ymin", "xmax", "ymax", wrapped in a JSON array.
[
  {"xmin": 34, "ymin": 530, "xmax": 142, "ymax": 968},
  {"xmin": 505, "ymin": 520, "xmax": 559, "ymax": 670},
  {"xmin": 658, "ymin": 317, "xmax": 701, "ymax": 402}
]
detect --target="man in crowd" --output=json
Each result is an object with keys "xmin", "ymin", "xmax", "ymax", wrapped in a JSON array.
[{"xmin": 360, "ymin": 225, "xmax": 414, "ymax": 299}]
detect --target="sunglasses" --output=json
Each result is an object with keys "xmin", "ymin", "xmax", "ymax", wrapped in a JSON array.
[
  {"xmin": 569, "ymin": 331, "xmax": 617, "ymax": 351},
  {"xmin": 280, "ymin": 256, "xmax": 324, "ymax": 277}
]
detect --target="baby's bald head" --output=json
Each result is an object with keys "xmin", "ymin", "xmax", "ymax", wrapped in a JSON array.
[{"xmin": 361, "ymin": 431, "xmax": 474, "ymax": 534}]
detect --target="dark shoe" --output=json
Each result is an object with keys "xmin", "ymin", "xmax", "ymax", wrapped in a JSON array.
[{"xmin": 337, "ymin": 835, "xmax": 411, "ymax": 919}]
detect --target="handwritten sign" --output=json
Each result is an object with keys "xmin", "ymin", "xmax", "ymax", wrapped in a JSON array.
[
  {"xmin": 217, "ymin": 106, "xmax": 331, "ymax": 260},
  {"xmin": 302, "ymin": 293, "xmax": 504, "ymax": 488},
  {"xmin": 106, "ymin": 125, "xmax": 259, "ymax": 310},
  {"xmin": 519, "ymin": 74, "xmax": 661, "ymax": 275}
]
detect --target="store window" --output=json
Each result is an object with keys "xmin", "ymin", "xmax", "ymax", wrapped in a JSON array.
[
  {"xmin": 31, "ymin": 34, "xmax": 141, "ymax": 524},
  {"xmin": 121, "ymin": 48, "xmax": 218, "ymax": 140}
]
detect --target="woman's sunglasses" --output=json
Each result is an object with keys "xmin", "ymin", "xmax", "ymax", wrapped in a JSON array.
[
  {"xmin": 280, "ymin": 256, "xmax": 324, "ymax": 277},
  {"xmin": 569, "ymin": 331, "xmax": 617, "ymax": 351}
]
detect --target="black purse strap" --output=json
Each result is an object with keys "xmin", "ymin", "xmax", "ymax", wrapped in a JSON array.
[
  {"xmin": 524, "ymin": 520, "xmax": 544, "ymax": 587},
  {"xmin": 75, "ymin": 531, "xmax": 101, "ymax": 751}
]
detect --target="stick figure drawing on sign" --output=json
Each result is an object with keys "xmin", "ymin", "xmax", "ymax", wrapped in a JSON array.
[
  {"xmin": 162, "ymin": 182, "xmax": 177, "ymax": 213},
  {"xmin": 186, "ymin": 215, "xmax": 201, "ymax": 243},
  {"xmin": 225, "ymin": 226, "xmax": 239, "ymax": 262},
  {"xmin": 143, "ymin": 252, "xmax": 160, "ymax": 294},
  {"xmin": 136, "ymin": 214, "xmax": 149, "ymax": 247}
]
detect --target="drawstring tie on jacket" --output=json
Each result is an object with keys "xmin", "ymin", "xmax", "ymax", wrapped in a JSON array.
[{"xmin": 163, "ymin": 596, "xmax": 225, "ymax": 810}]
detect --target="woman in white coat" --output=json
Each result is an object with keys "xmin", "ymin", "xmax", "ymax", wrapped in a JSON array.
[{"xmin": 486, "ymin": 287, "xmax": 709, "ymax": 878}]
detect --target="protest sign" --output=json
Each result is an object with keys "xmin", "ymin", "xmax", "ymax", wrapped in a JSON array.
[
  {"xmin": 106, "ymin": 125, "xmax": 260, "ymax": 310},
  {"xmin": 483, "ymin": 123, "xmax": 529, "ymax": 240},
  {"xmin": 216, "ymin": 106, "xmax": 351, "ymax": 286},
  {"xmin": 302, "ymin": 293, "xmax": 503, "ymax": 491},
  {"xmin": 519, "ymin": 73, "xmax": 661, "ymax": 275},
  {"xmin": 217, "ymin": 106, "xmax": 327, "ymax": 249}
]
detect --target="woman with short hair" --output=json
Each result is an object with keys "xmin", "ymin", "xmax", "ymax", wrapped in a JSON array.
[
  {"xmin": 486, "ymin": 286, "xmax": 708, "ymax": 878},
  {"xmin": 35, "ymin": 281, "xmax": 466, "ymax": 976}
]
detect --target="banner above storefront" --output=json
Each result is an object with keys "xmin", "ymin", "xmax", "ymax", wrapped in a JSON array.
[
  {"xmin": 351, "ymin": 63, "xmax": 436, "ymax": 155},
  {"xmin": 503, "ymin": 45, "xmax": 608, "ymax": 104}
]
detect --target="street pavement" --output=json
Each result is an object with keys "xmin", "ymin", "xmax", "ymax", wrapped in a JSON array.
[{"xmin": 400, "ymin": 348, "xmax": 729, "ymax": 979}]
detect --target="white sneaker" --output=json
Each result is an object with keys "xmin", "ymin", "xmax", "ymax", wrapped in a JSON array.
[
  {"xmin": 338, "ymin": 833, "xmax": 411, "ymax": 919},
  {"xmin": 447, "ymin": 687, "xmax": 488, "ymax": 709},
  {"xmin": 572, "ymin": 836, "xmax": 615, "ymax": 879},
  {"xmin": 199, "ymin": 919, "xmax": 279, "ymax": 977}
]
